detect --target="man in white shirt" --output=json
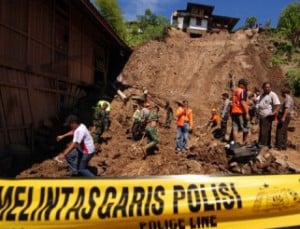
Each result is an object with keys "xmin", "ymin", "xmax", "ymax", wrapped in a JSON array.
[
  {"xmin": 256, "ymin": 82, "xmax": 280, "ymax": 148},
  {"xmin": 56, "ymin": 115, "xmax": 95, "ymax": 177}
]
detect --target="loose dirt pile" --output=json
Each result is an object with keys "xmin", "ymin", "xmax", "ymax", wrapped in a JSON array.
[{"xmin": 18, "ymin": 29, "xmax": 300, "ymax": 178}]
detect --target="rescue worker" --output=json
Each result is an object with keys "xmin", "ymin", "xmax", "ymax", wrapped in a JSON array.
[
  {"xmin": 220, "ymin": 93, "xmax": 231, "ymax": 136},
  {"xmin": 93, "ymin": 103, "xmax": 107, "ymax": 143},
  {"xmin": 143, "ymin": 118, "xmax": 159, "ymax": 156},
  {"xmin": 256, "ymin": 82, "xmax": 280, "ymax": 148},
  {"xmin": 275, "ymin": 88, "xmax": 293, "ymax": 150},
  {"xmin": 141, "ymin": 102, "xmax": 150, "ymax": 124},
  {"xmin": 175, "ymin": 101, "xmax": 185, "ymax": 152},
  {"xmin": 148, "ymin": 105, "xmax": 160, "ymax": 123},
  {"xmin": 164, "ymin": 101, "xmax": 173, "ymax": 128},
  {"xmin": 207, "ymin": 108, "xmax": 221, "ymax": 129},
  {"xmin": 231, "ymin": 78, "xmax": 250, "ymax": 145},
  {"xmin": 56, "ymin": 115, "xmax": 95, "ymax": 177},
  {"xmin": 183, "ymin": 100, "xmax": 193, "ymax": 147},
  {"xmin": 132, "ymin": 103, "xmax": 143, "ymax": 141},
  {"xmin": 96, "ymin": 100, "xmax": 111, "ymax": 130}
]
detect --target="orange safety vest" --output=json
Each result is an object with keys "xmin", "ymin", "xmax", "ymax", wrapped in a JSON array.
[
  {"xmin": 211, "ymin": 114, "xmax": 221, "ymax": 123},
  {"xmin": 176, "ymin": 107, "xmax": 186, "ymax": 127},
  {"xmin": 184, "ymin": 108, "xmax": 193, "ymax": 129},
  {"xmin": 231, "ymin": 87, "xmax": 247, "ymax": 114}
]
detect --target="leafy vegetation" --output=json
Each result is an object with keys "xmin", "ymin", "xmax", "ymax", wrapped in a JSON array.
[
  {"xmin": 126, "ymin": 9, "xmax": 170, "ymax": 47},
  {"xmin": 245, "ymin": 16, "xmax": 257, "ymax": 29},
  {"xmin": 95, "ymin": 0, "xmax": 169, "ymax": 47},
  {"xmin": 286, "ymin": 69, "xmax": 300, "ymax": 96},
  {"xmin": 278, "ymin": 2, "xmax": 300, "ymax": 47},
  {"xmin": 95, "ymin": 0, "xmax": 127, "ymax": 40}
]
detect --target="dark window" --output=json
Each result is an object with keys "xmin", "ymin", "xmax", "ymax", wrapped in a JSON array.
[{"xmin": 196, "ymin": 19, "xmax": 202, "ymax": 26}]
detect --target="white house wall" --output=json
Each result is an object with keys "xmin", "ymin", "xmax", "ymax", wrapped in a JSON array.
[
  {"xmin": 177, "ymin": 17, "xmax": 184, "ymax": 29},
  {"xmin": 189, "ymin": 18, "xmax": 208, "ymax": 30}
]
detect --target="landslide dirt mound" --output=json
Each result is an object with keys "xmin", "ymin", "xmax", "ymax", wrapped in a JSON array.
[{"xmin": 18, "ymin": 29, "xmax": 299, "ymax": 178}]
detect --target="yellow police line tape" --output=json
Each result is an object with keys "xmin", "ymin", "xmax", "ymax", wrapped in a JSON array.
[{"xmin": 0, "ymin": 174, "xmax": 300, "ymax": 229}]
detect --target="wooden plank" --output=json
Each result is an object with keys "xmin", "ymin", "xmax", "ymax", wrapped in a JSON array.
[{"xmin": 0, "ymin": 87, "xmax": 11, "ymax": 144}]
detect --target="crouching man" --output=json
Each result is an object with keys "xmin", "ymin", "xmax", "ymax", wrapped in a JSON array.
[
  {"xmin": 56, "ymin": 115, "xmax": 95, "ymax": 177},
  {"xmin": 143, "ymin": 118, "xmax": 159, "ymax": 158}
]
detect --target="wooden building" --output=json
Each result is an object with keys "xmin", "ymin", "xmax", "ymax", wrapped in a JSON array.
[
  {"xmin": 0, "ymin": 0, "xmax": 131, "ymax": 158},
  {"xmin": 171, "ymin": 2, "xmax": 239, "ymax": 35}
]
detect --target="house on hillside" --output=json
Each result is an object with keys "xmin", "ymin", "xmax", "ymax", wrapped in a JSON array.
[
  {"xmin": 0, "ymin": 0, "xmax": 131, "ymax": 158},
  {"xmin": 171, "ymin": 2, "xmax": 239, "ymax": 36}
]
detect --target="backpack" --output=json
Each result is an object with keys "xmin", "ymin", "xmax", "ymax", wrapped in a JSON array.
[{"xmin": 226, "ymin": 141, "xmax": 260, "ymax": 163}]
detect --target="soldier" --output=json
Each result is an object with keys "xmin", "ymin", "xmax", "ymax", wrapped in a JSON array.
[
  {"xmin": 93, "ymin": 103, "xmax": 107, "ymax": 143},
  {"xmin": 148, "ymin": 105, "xmax": 160, "ymax": 123},
  {"xmin": 132, "ymin": 103, "xmax": 143, "ymax": 141},
  {"xmin": 96, "ymin": 100, "xmax": 111, "ymax": 130},
  {"xmin": 143, "ymin": 118, "xmax": 159, "ymax": 157}
]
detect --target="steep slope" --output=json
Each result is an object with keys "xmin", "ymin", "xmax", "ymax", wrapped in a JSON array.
[{"xmin": 18, "ymin": 29, "xmax": 298, "ymax": 178}]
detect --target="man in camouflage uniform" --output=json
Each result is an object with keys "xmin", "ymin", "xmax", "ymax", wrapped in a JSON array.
[
  {"xmin": 148, "ymin": 105, "xmax": 160, "ymax": 123},
  {"xmin": 132, "ymin": 103, "xmax": 143, "ymax": 140},
  {"xmin": 143, "ymin": 118, "xmax": 159, "ymax": 156},
  {"xmin": 96, "ymin": 100, "xmax": 111, "ymax": 130},
  {"xmin": 93, "ymin": 103, "xmax": 108, "ymax": 143}
]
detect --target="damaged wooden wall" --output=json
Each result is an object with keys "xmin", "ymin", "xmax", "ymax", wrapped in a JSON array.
[{"xmin": 0, "ymin": 0, "xmax": 130, "ymax": 152}]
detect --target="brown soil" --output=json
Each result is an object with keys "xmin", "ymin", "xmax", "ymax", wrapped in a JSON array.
[{"xmin": 18, "ymin": 29, "xmax": 300, "ymax": 178}]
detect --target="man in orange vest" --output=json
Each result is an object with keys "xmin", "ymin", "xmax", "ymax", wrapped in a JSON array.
[
  {"xmin": 183, "ymin": 100, "xmax": 193, "ymax": 150},
  {"xmin": 175, "ymin": 101, "xmax": 186, "ymax": 152},
  {"xmin": 231, "ymin": 78, "xmax": 250, "ymax": 144}
]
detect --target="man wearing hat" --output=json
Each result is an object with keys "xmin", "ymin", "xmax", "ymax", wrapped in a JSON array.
[
  {"xmin": 231, "ymin": 78, "xmax": 250, "ymax": 144},
  {"xmin": 93, "ymin": 103, "xmax": 107, "ymax": 143},
  {"xmin": 56, "ymin": 115, "xmax": 95, "ymax": 177}
]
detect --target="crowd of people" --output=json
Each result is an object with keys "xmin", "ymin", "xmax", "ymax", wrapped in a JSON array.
[
  {"xmin": 54, "ymin": 79, "xmax": 295, "ymax": 177},
  {"xmin": 220, "ymin": 78, "xmax": 294, "ymax": 151}
]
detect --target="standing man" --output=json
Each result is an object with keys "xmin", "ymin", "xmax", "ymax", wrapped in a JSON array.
[
  {"xmin": 175, "ymin": 101, "xmax": 186, "ymax": 152},
  {"xmin": 96, "ymin": 100, "xmax": 111, "ymax": 130},
  {"xmin": 56, "ymin": 115, "xmax": 95, "ymax": 177},
  {"xmin": 275, "ymin": 88, "xmax": 294, "ymax": 150},
  {"xmin": 257, "ymin": 82, "xmax": 280, "ymax": 148},
  {"xmin": 231, "ymin": 78, "xmax": 250, "ymax": 144},
  {"xmin": 93, "ymin": 103, "xmax": 107, "ymax": 143},
  {"xmin": 183, "ymin": 100, "xmax": 193, "ymax": 150},
  {"xmin": 220, "ymin": 93, "xmax": 231, "ymax": 137}
]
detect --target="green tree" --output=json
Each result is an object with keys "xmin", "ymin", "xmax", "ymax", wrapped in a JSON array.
[
  {"xmin": 286, "ymin": 69, "xmax": 300, "ymax": 96},
  {"xmin": 278, "ymin": 2, "xmax": 300, "ymax": 46},
  {"xmin": 245, "ymin": 16, "xmax": 257, "ymax": 29},
  {"xmin": 126, "ymin": 9, "xmax": 169, "ymax": 46},
  {"xmin": 95, "ymin": 0, "xmax": 127, "ymax": 40}
]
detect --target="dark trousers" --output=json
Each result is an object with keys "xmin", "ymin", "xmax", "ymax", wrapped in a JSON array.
[
  {"xmin": 275, "ymin": 115, "xmax": 291, "ymax": 149},
  {"xmin": 221, "ymin": 119, "xmax": 228, "ymax": 136},
  {"xmin": 259, "ymin": 115, "xmax": 274, "ymax": 147}
]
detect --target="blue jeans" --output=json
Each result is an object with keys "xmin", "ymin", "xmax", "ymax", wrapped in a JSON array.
[
  {"xmin": 176, "ymin": 123, "xmax": 189, "ymax": 150},
  {"xmin": 66, "ymin": 148, "xmax": 95, "ymax": 177},
  {"xmin": 183, "ymin": 123, "xmax": 190, "ymax": 149}
]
